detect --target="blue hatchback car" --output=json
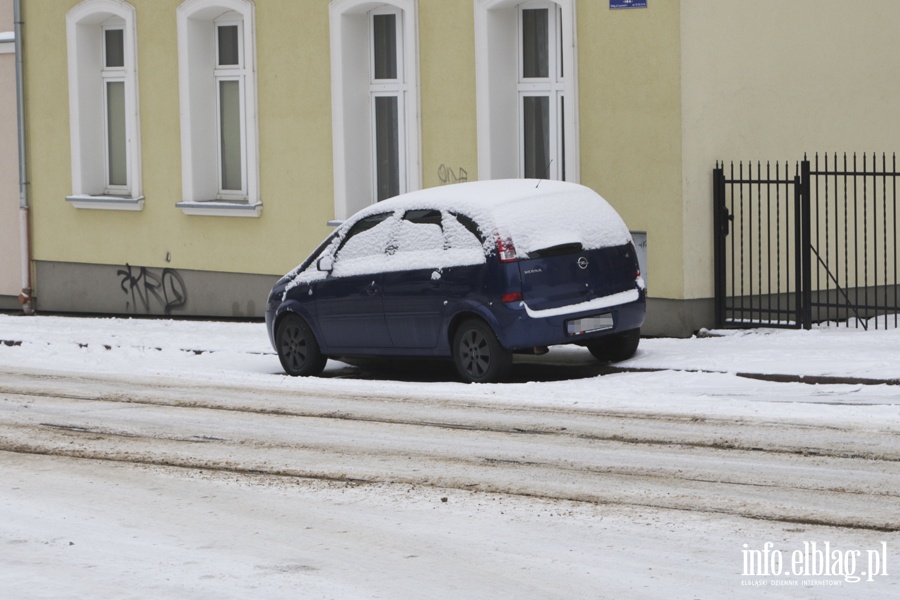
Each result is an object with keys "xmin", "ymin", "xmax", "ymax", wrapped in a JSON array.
[{"xmin": 266, "ymin": 179, "xmax": 646, "ymax": 383}]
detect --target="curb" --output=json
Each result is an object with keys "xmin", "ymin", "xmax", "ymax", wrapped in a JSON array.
[
  {"xmin": 3, "ymin": 338, "xmax": 897, "ymax": 386},
  {"xmin": 598, "ymin": 365, "xmax": 900, "ymax": 386}
]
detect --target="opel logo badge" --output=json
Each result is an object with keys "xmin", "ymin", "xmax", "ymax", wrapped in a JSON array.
[{"xmin": 577, "ymin": 257, "xmax": 589, "ymax": 269}]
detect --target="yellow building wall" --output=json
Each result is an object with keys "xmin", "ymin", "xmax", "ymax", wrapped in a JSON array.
[
  {"xmin": 577, "ymin": 1, "xmax": 685, "ymax": 300},
  {"xmin": 25, "ymin": 0, "xmax": 687, "ymax": 305},
  {"xmin": 26, "ymin": 0, "xmax": 900, "ymax": 315},
  {"xmin": 419, "ymin": 0, "xmax": 478, "ymax": 188},
  {"xmin": 24, "ymin": 0, "xmax": 335, "ymax": 280},
  {"xmin": 680, "ymin": 0, "xmax": 900, "ymax": 299},
  {"xmin": 27, "ymin": 0, "xmax": 691, "ymax": 297}
]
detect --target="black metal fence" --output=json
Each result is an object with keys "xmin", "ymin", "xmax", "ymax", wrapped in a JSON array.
[{"xmin": 714, "ymin": 154, "xmax": 900, "ymax": 330}]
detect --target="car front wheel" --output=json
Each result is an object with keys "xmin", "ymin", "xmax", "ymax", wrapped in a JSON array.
[
  {"xmin": 276, "ymin": 314, "xmax": 327, "ymax": 376},
  {"xmin": 587, "ymin": 328, "xmax": 641, "ymax": 363},
  {"xmin": 452, "ymin": 318, "xmax": 512, "ymax": 383}
]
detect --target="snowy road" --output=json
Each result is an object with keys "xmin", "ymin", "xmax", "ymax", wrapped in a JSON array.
[
  {"xmin": 1, "ymin": 315, "xmax": 899, "ymax": 598},
  {"xmin": 2, "ymin": 367, "xmax": 898, "ymax": 534}
]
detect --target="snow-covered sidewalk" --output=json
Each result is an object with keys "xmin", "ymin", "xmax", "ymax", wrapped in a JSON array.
[
  {"xmin": 1, "ymin": 312, "xmax": 898, "ymax": 383},
  {"xmin": 623, "ymin": 323, "xmax": 900, "ymax": 383}
]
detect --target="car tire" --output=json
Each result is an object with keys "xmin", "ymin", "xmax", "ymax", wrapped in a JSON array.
[
  {"xmin": 587, "ymin": 328, "xmax": 641, "ymax": 363},
  {"xmin": 452, "ymin": 318, "xmax": 512, "ymax": 383},
  {"xmin": 276, "ymin": 314, "xmax": 327, "ymax": 377}
]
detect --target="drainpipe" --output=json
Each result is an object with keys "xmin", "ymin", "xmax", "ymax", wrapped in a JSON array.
[{"xmin": 14, "ymin": 0, "xmax": 33, "ymax": 314}]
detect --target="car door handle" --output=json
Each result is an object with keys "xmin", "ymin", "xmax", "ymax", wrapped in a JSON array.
[{"xmin": 366, "ymin": 281, "xmax": 379, "ymax": 295}]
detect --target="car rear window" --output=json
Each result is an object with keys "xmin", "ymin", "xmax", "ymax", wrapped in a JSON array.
[
  {"xmin": 526, "ymin": 242, "xmax": 584, "ymax": 259},
  {"xmin": 488, "ymin": 191, "xmax": 631, "ymax": 256}
]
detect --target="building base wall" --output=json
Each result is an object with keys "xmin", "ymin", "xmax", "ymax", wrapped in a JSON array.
[
  {"xmin": 643, "ymin": 297, "xmax": 715, "ymax": 338},
  {"xmin": 0, "ymin": 295, "xmax": 22, "ymax": 311},
  {"xmin": 32, "ymin": 261, "xmax": 713, "ymax": 337},
  {"xmin": 34, "ymin": 261, "xmax": 278, "ymax": 319}
]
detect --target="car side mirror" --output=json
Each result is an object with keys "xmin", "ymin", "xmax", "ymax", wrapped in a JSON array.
[{"xmin": 317, "ymin": 256, "xmax": 334, "ymax": 272}]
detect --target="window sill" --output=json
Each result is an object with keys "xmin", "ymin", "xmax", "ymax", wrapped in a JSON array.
[
  {"xmin": 66, "ymin": 195, "xmax": 144, "ymax": 211},
  {"xmin": 176, "ymin": 201, "xmax": 262, "ymax": 218}
]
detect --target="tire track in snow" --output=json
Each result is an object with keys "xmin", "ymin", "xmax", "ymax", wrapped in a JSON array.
[
  {"xmin": 1, "ymin": 371, "xmax": 898, "ymax": 462},
  {"xmin": 1, "ymin": 373, "xmax": 899, "ymax": 532}
]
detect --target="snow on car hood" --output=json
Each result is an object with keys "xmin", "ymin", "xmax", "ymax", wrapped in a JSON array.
[{"xmin": 352, "ymin": 179, "xmax": 633, "ymax": 256}]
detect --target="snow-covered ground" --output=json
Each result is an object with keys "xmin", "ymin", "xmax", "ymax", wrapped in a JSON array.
[{"xmin": 1, "ymin": 313, "xmax": 898, "ymax": 599}]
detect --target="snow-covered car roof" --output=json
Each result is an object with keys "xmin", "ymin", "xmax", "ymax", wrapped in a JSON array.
[
  {"xmin": 281, "ymin": 180, "xmax": 633, "ymax": 291},
  {"xmin": 350, "ymin": 179, "xmax": 633, "ymax": 254}
]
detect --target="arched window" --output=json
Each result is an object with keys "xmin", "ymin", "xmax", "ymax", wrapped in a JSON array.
[
  {"xmin": 475, "ymin": 0, "xmax": 578, "ymax": 182},
  {"xmin": 330, "ymin": 0, "xmax": 420, "ymax": 220},
  {"xmin": 176, "ymin": 0, "xmax": 260, "ymax": 216},
  {"xmin": 66, "ymin": 0, "xmax": 142, "ymax": 210}
]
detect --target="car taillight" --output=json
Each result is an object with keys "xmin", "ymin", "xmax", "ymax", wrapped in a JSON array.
[
  {"xmin": 501, "ymin": 292, "xmax": 523, "ymax": 303},
  {"xmin": 496, "ymin": 237, "xmax": 518, "ymax": 263}
]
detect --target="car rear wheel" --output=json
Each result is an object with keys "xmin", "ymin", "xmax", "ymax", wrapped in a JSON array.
[
  {"xmin": 452, "ymin": 318, "xmax": 512, "ymax": 383},
  {"xmin": 276, "ymin": 314, "xmax": 327, "ymax": 376},
  {"xmin": 587, "ymin": 328, "xmax": 641, "ymax": 363}
]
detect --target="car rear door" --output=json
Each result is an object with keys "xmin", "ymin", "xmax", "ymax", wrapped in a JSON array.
[
  {"xmin": 518, "ymin": 242, "xmax": 639, "ymax": 312},
  {"xmin": 381, "ymin": 210, "xmax": 447, "ymax": 349},
  {"xmin": 382, "ymin": 210, "xmax": 487, "ymax": 349}
]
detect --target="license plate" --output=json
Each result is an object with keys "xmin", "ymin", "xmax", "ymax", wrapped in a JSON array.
[{"xmin": 567, "ymin": 313, "xmax": 614, "ymax": 336}]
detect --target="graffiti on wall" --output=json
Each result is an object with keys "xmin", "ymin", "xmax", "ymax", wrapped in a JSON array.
[
  {"xmin": 117, "ymin": 264, "xmax": 187, "ymax": 315},
  {"xmin": 438, "ymin": 164, "xmax": 468, "ymax": 186}
]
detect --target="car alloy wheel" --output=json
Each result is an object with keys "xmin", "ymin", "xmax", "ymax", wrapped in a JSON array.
[
  {"xmin": 453, "ymin": 318, "xmax": 512, "ymax": 383},
  {"xmin": 276, "ymin": 314, "xmax": 327, "ymax": 377}
]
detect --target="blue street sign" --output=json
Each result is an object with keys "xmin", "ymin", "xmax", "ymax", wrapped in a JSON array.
[{"xmin": 610, "ymin": 0, "xmax": 647, "ymax": 8}]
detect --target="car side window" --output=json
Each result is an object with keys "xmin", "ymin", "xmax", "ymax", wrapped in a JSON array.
[
  {"xmin": 404, "ymin": 209, "xmax": 443, "ymax": 228},
  {"xmin": 443, "ymin": 212, "xmax": 487, "ymax": 267},
  {"xmin": 286, "ymin": 231, "xmax": 340, "ymax": 285},
  {"xmin": 393, "ymin": 210, "xmax": 445, "ymax": 252},
  {"xmin": 379, "ymin": 210, "xmax": 446, "ymax": 272},
  {"xmin": 384, "ymin": 209, "xmax": 487, "ymax": 272},
  {"xmin": 332, "ymin": 212, "xmax": 396, "ymax": 277},
  {"xmin": 448, "ymin": 212, "xmax": 483, "ymax": 243},
  {"xmin": 336, "ymin": 213, "xmax": 392, "ymax": 254}
]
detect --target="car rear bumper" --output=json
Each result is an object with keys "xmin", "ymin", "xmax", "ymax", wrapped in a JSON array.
[{"xmin": 491, "ymin": 289, "xmax": 646, "ymax": 351}]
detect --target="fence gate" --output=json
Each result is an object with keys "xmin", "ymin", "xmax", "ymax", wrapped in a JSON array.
[{"xmin": 714, "ymin": 154, "xmax": 900, "ymax": 330}]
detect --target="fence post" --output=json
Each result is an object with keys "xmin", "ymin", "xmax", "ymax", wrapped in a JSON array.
[
  {"xmin": 713, "ymin": 165, "xmax": 726, "ymax": 328},
  {"xmin": 800, "ymin": 159, "xmax": 813, "ymax": 329}
]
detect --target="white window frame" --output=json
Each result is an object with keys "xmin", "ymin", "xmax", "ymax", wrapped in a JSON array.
[
  {"xmin": 369, "ymin": 7, "xmax": 407, "ymax": 202},
  {"xmin": 370, "ymin": 91, "xmax": 407, "ymax": 201},
  {"xmin": 329, "ymin": 0, "xmax": 421, "ymax": 221},
  {"xmin": 101, "ymin": 22, "xmax": 128, "ymax": 195},
  {"xmin": 65, "ymin": 0, "xmax": 142, "ymax": 211},
  {"xmin": 517, "ymin": 2, "xmax": 565, "ymax": 180},
  {"xmin": 176, "ymin": 0, "xmax": 260, "ymax": 217},
  {"xmin": 214, "ymin": 14, "xmax": 247, "ymax": 200},
  {"xmin": 475, "ymin": 0, "xmax": 579, "ymax": 183}
]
